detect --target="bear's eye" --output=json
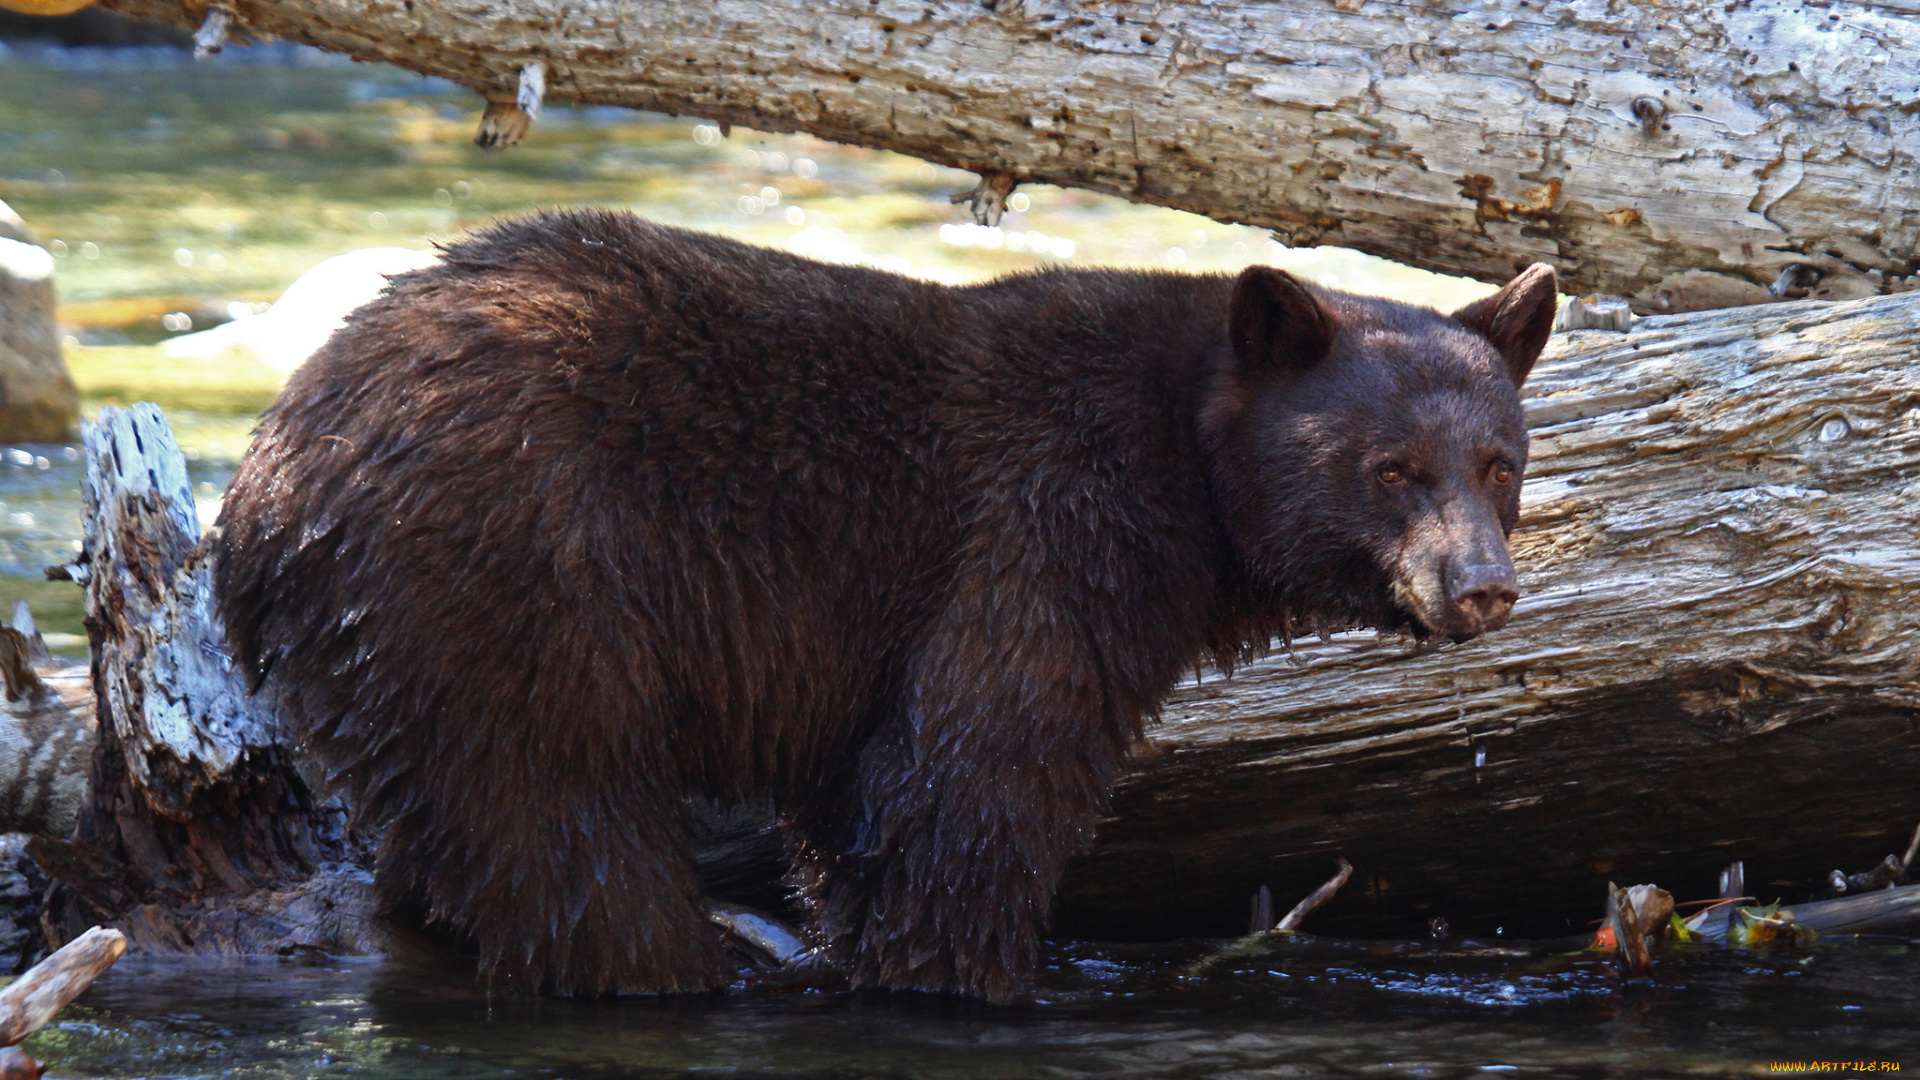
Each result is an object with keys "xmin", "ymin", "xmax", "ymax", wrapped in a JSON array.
[
  {"xmin": 1376, "ymin": 463, "xmax": 1406, "ymax": 486},
  {"xmin": 1488, "ymin": 461, "xmax": 1515, "ymax": 485}
]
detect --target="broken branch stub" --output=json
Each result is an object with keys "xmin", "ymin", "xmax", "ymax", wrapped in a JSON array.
[
  {"xmin": 1273, "ymin": 858, "xmax": 1353, "ymax": 933},
  {"xmin": 34, "ymin": 404, "xmax": 375, "ymax": 956},
  {"xmin": 78, "ymin": 404, "xmax": 277, "ymax": 817},
  {"xmin": 950, "ymin": 171, "xmax": 1018, "ymax": 228},
  {"xmin": 192, "ymin": 3, "xmax": 232, "ymax": 58},
  {"xmin": 475, "ymin": 61, "xmax": 547, "ymax": 150}
]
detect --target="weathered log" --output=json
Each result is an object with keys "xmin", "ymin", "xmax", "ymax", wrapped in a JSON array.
[
  {"xmin": 1057, "ymin": 288, "xmax": 1920, "ymax": 940},
  {"xmin": 22, "ymin": 292, "xmax": 1920, "ymax": 955},
  {"xmin": 28, "ymin": 404, "xmax": 383, "ymax": 956},
  {"xmin": 95, "ymin": 0, "xmax": 1920, "ymax": 311}
]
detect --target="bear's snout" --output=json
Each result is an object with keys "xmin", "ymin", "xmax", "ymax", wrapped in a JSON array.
[
  {"xmin": 1446, "ymin": 562, "xmax": 1518, "ymax": 641},
  {"xmin": 1392, "ymin": 505, "xmax": 1521, "ymax": 644}
]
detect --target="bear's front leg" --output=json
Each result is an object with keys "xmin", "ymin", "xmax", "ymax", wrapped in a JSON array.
[{"xmin": 814, "ymin": 613, "xmax": 1145, "ymax": 1002}]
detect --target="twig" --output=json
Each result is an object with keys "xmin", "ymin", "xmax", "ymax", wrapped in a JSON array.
[
  {"xmin": 1903, "ymin": 821, "xmax": 1920, "ymax": 871},
  {"xmin": 950, "ymin": 170, "xmax": 1018, "ymax": 227},
  {"xmin": 1248, "ymin": 885, "xmax": 1273, "ymax": 935},
  {"xmin": 516, "ymin": 60, "xmax": 547, "ymax": 121},
  {"xmin": 1677, "ymin": 895, "xmax": 1755, "ymax": 911},
  {"xmin": 0, "ymin": 926, "xmax": 128, "ymax": 1046},
  {"xmin": 705, "ymin": 902, "xmax": 814, "ymax": 969},
  {"xmin": 1274, "ymin": 858, "xmax": 1353, "ymax": 932}
]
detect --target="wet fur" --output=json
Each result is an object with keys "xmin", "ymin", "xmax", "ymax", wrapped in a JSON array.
[{"xmin": 212, "ymin": 210, "xmax": 1547, "ymax": 1001}]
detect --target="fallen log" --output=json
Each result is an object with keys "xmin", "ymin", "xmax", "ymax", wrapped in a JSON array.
[
  {"xmin": 97, "ymin": 0, "xmax": 1920, "ymax": 311},
  {"xmin": 19, "ymin": 291, "xmax": 1920, "ymax": 954}
]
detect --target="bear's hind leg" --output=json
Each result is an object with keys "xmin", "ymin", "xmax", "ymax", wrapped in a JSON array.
[{"xmin": 385, "ymin": 784, "xmax": 730, "ymax": 996}]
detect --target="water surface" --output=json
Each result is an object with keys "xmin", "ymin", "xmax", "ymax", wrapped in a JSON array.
[{"xmin": 30, "ymin": 935, "xmax": 1919, "ymax": 1079}]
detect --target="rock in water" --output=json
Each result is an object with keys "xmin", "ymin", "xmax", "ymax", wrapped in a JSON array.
[{"xmin": 0, "ymin": 202, "xmax": 80, "ymax": 444}]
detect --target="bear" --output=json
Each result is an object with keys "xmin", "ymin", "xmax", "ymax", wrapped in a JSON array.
[{"xmin": 211, "ymin": 209, "xmax": 1557, "ymax": 1002}]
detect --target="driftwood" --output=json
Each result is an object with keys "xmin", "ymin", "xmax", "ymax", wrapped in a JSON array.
[
  {"xmin": 0, "ymin": 925, "xmax": 124, "ymax": 1046},
  {"xmin": 16, "ymin": 291, "xmax": 1920, "ymax": 954},
  {"xmin": 98, "ymin": 0, "xmax": 1920, "ymax": 311}
]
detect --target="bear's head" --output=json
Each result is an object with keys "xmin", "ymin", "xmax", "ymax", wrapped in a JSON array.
[{"xmin": 1203, "ymin": 263, "xmax": 1558, "ymax": 644}]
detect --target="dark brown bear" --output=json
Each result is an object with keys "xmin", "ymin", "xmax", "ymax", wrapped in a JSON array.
[{"xmin": 212, "ymin": 210, "xmax": 1556, "ymax": 1002}]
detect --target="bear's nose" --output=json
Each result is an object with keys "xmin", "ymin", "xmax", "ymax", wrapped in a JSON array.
[{"xmin": 1450, "ymin": 563, "xmax": 1518, "ymax": 636}]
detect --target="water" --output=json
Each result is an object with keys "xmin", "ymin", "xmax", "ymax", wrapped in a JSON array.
[
  {"xmin": 0, "ymin": 436, "xmax": 231, "ymax": 657},
  {"xmin": 3, "ymin": 39, "xmax": 1917, "ymax": 1079},
  {"xmin": 26, "ymin": 936, "xmax": 1919, "ymax": 1079}
]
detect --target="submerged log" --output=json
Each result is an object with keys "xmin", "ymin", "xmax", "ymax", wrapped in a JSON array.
[
  {"xmin": 99, "ymin": 0, "xmax": 1920, "ymax": 310},
  {"xmin": 1692, "ymin": 883, "xmax": 1920, "ymax": 943},
  {"xmin": 20, "ymin": 292, "xmax": 1920, "ymax": 953}
]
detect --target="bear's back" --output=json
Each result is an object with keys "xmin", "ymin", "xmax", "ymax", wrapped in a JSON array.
[{"xmin": 214, "ymin": 213, "xmax": 976, "ymax": 801}]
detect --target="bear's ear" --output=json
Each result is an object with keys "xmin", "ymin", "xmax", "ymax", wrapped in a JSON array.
[
  {"xmin": 1449, "ymin": 263, "xmax": 1559, "ymax": 387},
  {"xmin": 1229, "ymin": 266, "xmax": 1335, "ymax": 378}
]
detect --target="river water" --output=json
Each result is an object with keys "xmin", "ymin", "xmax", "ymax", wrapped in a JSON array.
[
  {"xmin": 30, "ymin": 936, "xmax": 1920, "ymax": 1079},
  {"xmin": 0, "ymin": 38, "xmax": 1915, "ymax": 1080}
]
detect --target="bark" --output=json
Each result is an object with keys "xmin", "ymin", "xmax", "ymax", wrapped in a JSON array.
[
  {"xmin": 97, "ymin": 0, "xmax": 1920, "ymax": 312},
  {"xmin": 18, "ymin": 294, "xmax": 1920, "ymax": 950}
]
